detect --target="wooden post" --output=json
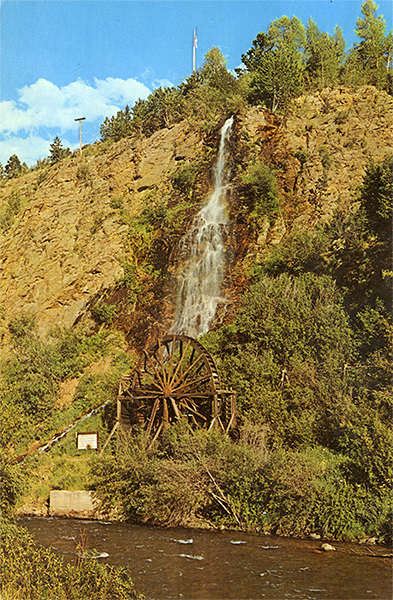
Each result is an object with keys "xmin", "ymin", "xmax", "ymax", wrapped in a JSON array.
[{"xmin": 74, "ymin": 117, "xmax": 86, "ymax": 157}]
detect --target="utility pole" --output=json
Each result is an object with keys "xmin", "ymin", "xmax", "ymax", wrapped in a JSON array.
[
  {"xmin": 192, "ymin": 27, "xmax": 197, "ymax": 73},
  {"xmin": 74, "ymin": 117, "xmax": 86, "ymax": 157}
]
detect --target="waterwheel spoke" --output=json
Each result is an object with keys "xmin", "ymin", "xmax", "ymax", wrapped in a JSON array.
[
  {"xmin": 146, "ymin": 397, "xmax": 161, "ymax": 435},
  {"xmin": 172, "ymin": 392, "xmax": 212, "ymax": 399},
  {"xmin": 170, "ymin": 338, "xmax": 192, "ymax": 388},
  {"xmin": 134, "ymin": 366, "xmax": 162, "ymax": 392},
  {"xmin": 169, "ymin": 396, "xmax": 183, "ymax": 420},
  {"xmin": 178, "ymin": 398, "xmax": 208, "ymax": 421},
  {"xmin": 156, "ymin": 340, "xmax": 167, "ymax": 387},
  {"xmin": 149, "ymin": 421, "xmax": 164, "ymax": 446},
  {"xmin": 164, "ymin": 336, "xmax": 177, "ymax": 382},
  {"xmin": 133, "ymin": 394, "xmax": 163, "ymax": 400},
  {"xmin": 173, "ymin": 373, "xmax": 212, "ymax": 395},
  {"xmin": 173, "ymin": 355, "xmax": 205, "ymax": 390},
  {"xmin": 143, "ymin": 350, "xmax": 166, "ymax": 390},
  {"xmin": 170, "ymin": 353, "xmax": 204, "ymax": 390}
]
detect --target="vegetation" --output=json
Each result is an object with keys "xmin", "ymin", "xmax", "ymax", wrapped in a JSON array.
[
  {"xmin": 1, "ymin": 521, "xmax": 142, "ymax": 600},
  {"xmin": 240, "ymin": 161, "xmax": 282, "ymax": 226},
  {"xmin": 0, "ymin": 10, "xmax": 391, "ymax": 600},
  {"xmin": 49, "ymin": 136, "xmax": 71, "ymax": 164},
  {"xmin": 4, "ymin": 154, "xmax": 26, "ymax": 180},
  {"xmin": 88, "ymin": 153, "xmax": 392, "ymax": 543}
]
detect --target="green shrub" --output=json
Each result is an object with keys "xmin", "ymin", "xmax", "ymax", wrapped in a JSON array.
[
  {"xmin": 90, "ymin": 215, "xmax": 104, "ymax": 234},
  {"xmin": 0, "ymin": 190, "xmax": 22, "ymax": 231},
  {"xmin": 171, "ymin": 163, "xmax": 198, "ymax": 197},
  {"xmin": 76, "ymin": 160, "xmax": 90, "ymax": 181},
  {"xmin": 261, "ymin": 447, "xmax": 391, "ymax": 540},
  {"xmin": 1, "ymin": 521, "xmax": 142, "ymax": 600},
  {"xmin": 204, "ymin": 272, "xmax": 354, "ymax": 445},
  {"xmin": 241, "ymin": 161, "xmax": 281, "ymax": 226},
  {"xmin": 91, "ymin": 422, "xmax": 391, "ymax": 541},
  {"xmin": 319, "ymin": 145, "xmax": 332, "ymax": 172},
  {"xmin": 292, "ymin": 148, "xmax": 310, "ymax": 165},
  {"xmin": 109, "ymin": 196, "xmax": 124, "ymax": 209},
  {"xmin": 91, "ymin": 301, "xmax": 117, "ymax": 325},
  {"xmin": 261, "ymin": 228, "xmax": 328, "ymax": 276}
]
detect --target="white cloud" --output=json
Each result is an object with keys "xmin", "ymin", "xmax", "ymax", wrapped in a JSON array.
[
  {"xmin": 0, "ymin": 77, "xmax": 151, "ymax": 135},
  {"xmin": 0, "ymin": 76, "xmax": 151, "ymax": 165},
  {"xmin": 153, "ymin": 79, "xmax": 175, "ymax": 89},
  {"xmin": 0, "ymin": 135, "xmax": 59, "ymax": 166}
]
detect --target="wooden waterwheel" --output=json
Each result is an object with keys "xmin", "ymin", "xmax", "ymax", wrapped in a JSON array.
[{"xmin": 117, "ymin": 334, "xmax": 236, "ymax": 442}]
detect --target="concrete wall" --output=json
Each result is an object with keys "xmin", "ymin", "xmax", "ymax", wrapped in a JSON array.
[{"xmin": 49, "ymin": 490, "xmax": 96, "ymax": 517}]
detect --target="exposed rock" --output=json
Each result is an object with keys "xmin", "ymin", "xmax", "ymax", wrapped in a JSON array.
[
  {"xmin": 321, "ymin": 543, "xmax": 336, "ymax": 551},
  {"xmin": 1, "ymin": 86, "xmax": 392, "ymax": 343}
]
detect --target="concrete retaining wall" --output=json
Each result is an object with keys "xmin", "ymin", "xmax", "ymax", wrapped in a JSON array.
[{"xmin": 49, "ymin": 490, "xmax": 96, "ymax": 517}]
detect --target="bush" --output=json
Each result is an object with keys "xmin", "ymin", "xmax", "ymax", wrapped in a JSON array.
[
  {"xmin": 262, "ymin": 228, "xmax": 328, "ymax": 276},
  {"xmin": 241, "ymin": 161, "xmax": 281, "ymax": 227},
  {"xmin": 0, "ymin": 190, "xmax": 22, "ymax": 231},
  {"xmin": 91, "ymin": 302, "xmax": 118, "ymax": 325},
  {"xmin": 261, "ymin": 447, "xmax": 391, "ymax": 540},
  {"xmin": 90, "ymin": 421, "xmax": 391, "ymax": 541},
  {"xmin": 76, "ymin": 161, "xmax": 90, "ymax": 181},
  {"xmin": 171, "ymin": 163, "xmax": 198, "ymax": 197},
  {"xmin": 1, "ymin": 521, "xmax": 142, "ymax": 600},
  {"xmin": 204, "ymin": 272, "xmax": 354, "ymax": 446}
]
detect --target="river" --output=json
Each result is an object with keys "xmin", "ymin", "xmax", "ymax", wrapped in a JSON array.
[{"xmin": 20, "ymin": 516, "xmax": 391, "ymax": 600}]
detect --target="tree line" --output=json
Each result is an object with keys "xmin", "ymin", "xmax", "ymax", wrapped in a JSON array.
[
  {"xmin": 1, "ymin": 0, "xmax": 391, "ymax": 178},
  {"xmin": 100, "ymin": 0, "xmax": 392, "ymax": 140}
]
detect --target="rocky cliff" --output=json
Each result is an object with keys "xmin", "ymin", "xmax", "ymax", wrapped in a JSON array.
[{"xmin": 1, "ymin": 86, "xmax": 392, "ymax": 349}]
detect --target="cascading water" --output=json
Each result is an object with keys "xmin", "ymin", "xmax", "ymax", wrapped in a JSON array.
[{"xmin": 171, "ymin": 116, "xmax": 234, "ymax": 337}]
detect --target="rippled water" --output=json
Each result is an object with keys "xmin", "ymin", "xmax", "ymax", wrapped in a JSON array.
[{"xmin": 20, "ymin": 517, "xmax": 391, "ymax": 600}]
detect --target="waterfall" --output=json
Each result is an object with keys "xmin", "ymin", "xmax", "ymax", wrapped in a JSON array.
[{"xmin": 171, "ymin": 116, "xmax": 234, "ymax": 337}]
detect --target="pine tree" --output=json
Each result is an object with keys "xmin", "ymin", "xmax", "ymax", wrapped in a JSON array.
[
  {"xmin": 345, "ymin": 0, "xmax": 392, "ymax": 90},
  {"xmin": 49, "ymin": 137, "xmax": 71, "ymax": 164},
  {"xmin": 4, "ymin": 155, "xmax": 22, "ymax": 180},
  {"xmin": 241, "ymin": 16, "xmax": 306, "ymax": 111},
  {"xmin": 100, "ymin": 105, "xmax": 134, "ymax": 142},
  {"xmin": 305, "ymin": 20, "xmax": 346, "ymax": 89}
]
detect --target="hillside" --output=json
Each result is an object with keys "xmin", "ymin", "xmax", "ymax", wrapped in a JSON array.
[
  {"xmin": 1, "ymin": 85, "xmax": 392, "ymax": 541},
  {"xmin": 1, "ymin": 86, "xmax": 392, "ymax": 346}
]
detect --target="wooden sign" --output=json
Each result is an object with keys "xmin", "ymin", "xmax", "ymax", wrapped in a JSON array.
[{"xmin": 76, "ymin": 432, "xmax": 98, "ymax": 450}]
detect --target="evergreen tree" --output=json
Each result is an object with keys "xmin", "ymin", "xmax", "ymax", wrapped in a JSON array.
[
  {"xmin": 100, "ymin": 104, "xmax": 134, "ymax": 142},
  {"xmin": 4, "ymin": 155, "xmax": 22, "ymax": 180},
  {"xmin": 305, "ymin": 20, "xmax": 346, "ymax": 89},
  {"xmin": 241, "ymin": 16, "xmax": 306, "ymax": 111},
  {"xmin": 200, "ymin": 47, "xmax": 237, "ymax": 94},
  {"xmin": 49, "ymin": 136, "xmax": 71, "ymax": 164},
  {"xmin": 344, "ymin": 0, "xmax": 392, "ymax": 90}
]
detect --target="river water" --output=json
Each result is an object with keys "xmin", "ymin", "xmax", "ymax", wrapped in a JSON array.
[{"xmin": 20, "ymin": 516, "xmax": 391, "ymax": 600}]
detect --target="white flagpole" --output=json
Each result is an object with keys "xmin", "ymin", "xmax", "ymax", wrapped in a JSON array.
[{"xmin": 192, "ymin": 28, "xmax": 197, "ymax": 72}]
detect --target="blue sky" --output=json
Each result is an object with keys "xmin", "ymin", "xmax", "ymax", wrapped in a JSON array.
[{"xmin": 1, "ymin": 0, "xmax": 392, "ymax": 166}]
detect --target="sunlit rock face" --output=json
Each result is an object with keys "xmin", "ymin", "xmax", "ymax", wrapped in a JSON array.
[{"xmin": 1, "ymin": 86, "xmax": 392, "ymax": 344}]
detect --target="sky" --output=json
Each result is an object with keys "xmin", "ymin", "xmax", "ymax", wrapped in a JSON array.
[{"xmin": 1, "ymin": 0, "xmax": 392, "ymax": 166}]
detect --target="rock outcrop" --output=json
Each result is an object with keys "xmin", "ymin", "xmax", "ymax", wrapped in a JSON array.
[{"xmin": 1, "ymin": 86, "xmax": 392, "ymax": 344}]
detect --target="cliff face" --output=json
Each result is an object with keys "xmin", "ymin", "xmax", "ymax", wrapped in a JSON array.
[
  {"xmin": 0, "ymin": 121, "xmax": 205, "ymax": 340},
  {"xmin": 1, "ymin": 86, "xmax": 392, "ymax": 346}
]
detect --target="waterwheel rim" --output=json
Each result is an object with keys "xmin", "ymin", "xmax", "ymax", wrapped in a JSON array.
[{"xmin": 120, "ymin": 335, "xmax": 221, "ymax": 438}]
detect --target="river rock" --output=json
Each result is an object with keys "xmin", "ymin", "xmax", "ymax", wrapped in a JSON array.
[{"xmin": 321, "ymin": 543, "xmax": 336, "ymax": 551}]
